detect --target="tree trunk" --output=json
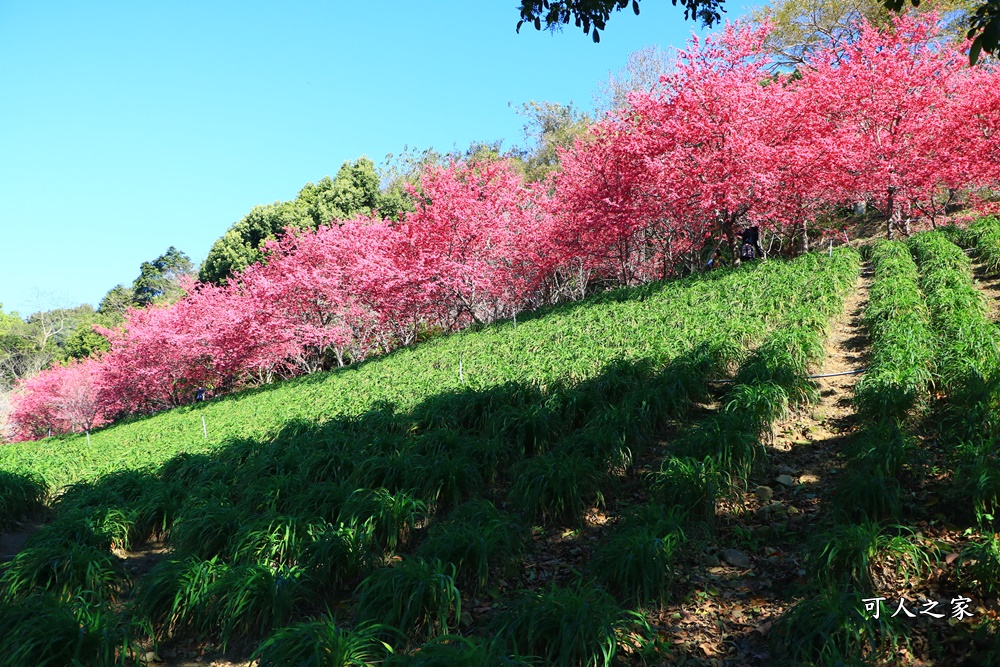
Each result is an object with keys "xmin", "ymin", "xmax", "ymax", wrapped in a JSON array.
[
  {"xmin": 885, "ymin": 189, "xmax": 896, "ymax": 240},
  {"xmin": 722, "ymin": 214, "xmax": 738, "ymax": 266}
]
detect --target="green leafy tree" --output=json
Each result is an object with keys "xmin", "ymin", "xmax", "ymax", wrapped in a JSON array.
[
  {"xmin": 0, "ymin": 303, "xmax": 106, "ymax": 384},
  {"xmin": 97, "ymin": 285, "xmax": 136, "ymax": 320},
  {"xmin": 512, "ymin": 101, "xmax": 593, "ymax": 182},
  {"xmin": 516, "ymin": 0, "xmax": 726, "ymax": 42},
  {"xmin": 60, "ymin": 312, "xmax": 112, "ymax": 361},
  {"xmin": 200, "ymin": 157, "xmax": 412, "ymax": 284},
  {"xmin": 754, "ymin": 0, "xmax": 976, "ymax": 65},
  {"xmin": 516, "ymin": 0, "xmax": 997, "ymax": 63},
  {"xmin": 199, "ymin": 201, "xmax": 311, "ymax": 285},
  {"xmin": 132, "ymin": 246, "xmax": 195, "ymax": 307}
]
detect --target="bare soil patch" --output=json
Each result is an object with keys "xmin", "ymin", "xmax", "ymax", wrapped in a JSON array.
[{"xmin": 0, "ymin": 521, "xmax": 42, "ymax": 563}]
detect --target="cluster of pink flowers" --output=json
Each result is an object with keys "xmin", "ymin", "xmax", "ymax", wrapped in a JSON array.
[{"xmin": 9, "ymin": 16, "xmax": 999, "ymax": 441}]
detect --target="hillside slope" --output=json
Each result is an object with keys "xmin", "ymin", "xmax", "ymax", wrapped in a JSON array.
[
  {"xmin": 1, "ymin": 252, "xmax": 852, "ymax": 490},
  {"xmin": 0, "ymin": 249, "xmax": 865, "ymax": 666}
]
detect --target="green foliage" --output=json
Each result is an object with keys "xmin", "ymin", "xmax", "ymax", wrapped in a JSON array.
[
  {"xmin": 908, "ymin": 232, "xmax": 1000, "ymax": 515},
  {"xmin": 133, "ymin": 556, "xmax": 222, "ymax": 639},
  {"xmin": 200, "ymin": 157, "xmax": 410, "ymax": 284},
  {"xmin": 511, "ymin": 101, "xmax": 593, "ymax": 182},
  {"xmin": 355, "ymin": 558, "xmax": 462, "ymax": 643},
  {"xmin": 673, "ymin": 411, "xmax": 763, "ymax": 484},
  {"xmin": 1, "ymin": 250, "xmax": 857, "ymax": 490},
  {"xmin": 170, "ymin": 502, "xmax": 243, "ymax": 560},
  {"xmin": 300, "ymin": 521, "xmax": 379, "ymax": 593},
  {"xmin": 589, "ymin": 515, "xmax": 684, "ymax": 606},
  {"xmin": 770, "ymin": 587, "xmax": 905, "ymax": 666},
  {"xmin": 131, "ymin": 246, "xmax": 195, "ymax": 307},
  {"xmin": 0, "ymin": 540, "xmax": 129, "ymax": 605},
  {"xmin": 61, "ymin": 316, "xmax": 113, "ymax": 360},
  {"xmin": 98, "ymin": 284, "xmax": 136, "ymax": 319},
  {"xmin": 855, "ymin": 240, "xmax": 934, "ymax": 423},
  {"xmin": 338, "ymin": 488, "xmax": 427, "ymax": 554},
  {"xmin": 675, "ymin": 249, "xmax": 858, "ymax": 487},
  {"xmin": 955, "ymin": 455, "xmax": 1000, "ymax": 527},
  {"xmin": 253, "ymin": 619, "xmax": 393, "ymax": 667},
  {"xmin": 0, "ymin": 302, "xmax": 109, "ymax": 384},
  {"xmin": 0, "ymin": 250, "xmax": 864, "ymax": 654},
  {"xmin": 405, "ymin": 452, "xmax": 484, "ymax": 511},
  {"xmin": 417, "ymin": 499, "xmax": 525, "ymax": 595},
  {"xmin": 230, "ymin": 513, "xmax": 320, "ymax": 568},
  {"xmin": 646, "ymin": 457, "xmax": 720, "ymax": 523},
  {"xmin": 214, "ymin": 563, "xmax": 309, "ymax": 648},
  {"xmin": 959, "ymin": 533, "xmax": 1000, "ymax": 597},
  {"xmin": 806, "ymin": 522, "xmax": 934, "ymax": 592},
  {"xmin": 755, "ymin": 0, "xmax": 974, "ymax": 65},
  {"xmin": 842, "ymin": 422, "xmax": 916, "ymax": 478},
  {"xmin": 0, "ymin": 594, "xmax": 144, "ymax": 666},
  {"xmin": 0, "ymin": 470, "xmax": 47, "ymax": 530},
  {"xmin": 509, "ymin": 451, "xmax": 607, "ymax": 526},
  {"xmin": 134, "ymin": 555, "xmax": 306, "ymax": 646},
  {"xmin": 908, "ymin": 231, "xmax": 1000, "ymax": 390},
  {"xmin": 968, "ymin": 215, "xmax": 1000, "ymax": 275},
  {"xmin": 831, "ymin": 466, "xmax": 903, "ymax": 522},
  {"xmin": 516, "ymin": 0, "xmax": 725, "ymax": 43},
  {"xmin": 492, "ymin": 579, "xmax": 650, "ymax": 667}
]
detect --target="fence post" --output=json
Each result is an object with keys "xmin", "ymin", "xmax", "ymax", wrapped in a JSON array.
[{"xmin": 202, "ymin": 415, "xmax": 208, "ymax": 439}]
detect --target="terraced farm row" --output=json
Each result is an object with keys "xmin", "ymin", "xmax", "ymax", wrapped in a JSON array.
[{"xmin": 0, "ymin": 249, "xmax": 861, "ymax": 665}]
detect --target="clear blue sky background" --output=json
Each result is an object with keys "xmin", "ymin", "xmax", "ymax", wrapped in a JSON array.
[{"xmin": 0, "ymin": 0, "xmax": 761, "ymax": 317}]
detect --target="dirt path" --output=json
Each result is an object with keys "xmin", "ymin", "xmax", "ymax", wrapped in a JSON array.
[
  {"xmin": 0, "ymin": 522, "xmax": 42, "ymax": 563},
  {"xmin": 972, "ymin": 261, "xmax": 1000, "ymax": 322},
  {"xmin": 776, "ymin": 269, "xmax": 870, "ymax": 448}
]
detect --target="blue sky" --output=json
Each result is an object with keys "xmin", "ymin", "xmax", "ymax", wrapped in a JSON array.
[{"xmin": 0, "ymin": 0, "xmax": 761, "ymax": 316}]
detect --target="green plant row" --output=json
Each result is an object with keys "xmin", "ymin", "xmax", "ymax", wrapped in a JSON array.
[
  {"xmin": 908, "ymin": 231, "xmax": 1000, "ymax": 386},
  {"xmin": 768, "ymin": 244, "xmax": 941, "ymax": 665},
  {"xmin": 968, "ymin": 214, "xmax": 1000, "ymax": 276},
  {"xmin": 908, "ymin": 232, "xmax": 1000, "ymax": 532},
  {"xmin": 854, "ymin": 240, "xmax": 935, "ymax": 424},
  {"xmin": 825, "ymin": 240, "xmax": 933, "ymax": 529}
]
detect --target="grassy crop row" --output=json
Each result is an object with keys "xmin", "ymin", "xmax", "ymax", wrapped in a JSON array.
[
  {"xmin": 854, "ymin": 240, "xmax": 935, "ymax": 425},
  {"xmin": 967, "ymin": 214, "xmax": 1000, "ymax": 276},
  {"xmin": 673, "ymin": 248, "xmax": 860, "ymax": 486},
  {"xmin": 908, "ymin": 231, "xmax": 1000, "ymax": 531},
  {"xmin": 908, "ymin": 231, "xmax": 1000, "ymax": 391}
]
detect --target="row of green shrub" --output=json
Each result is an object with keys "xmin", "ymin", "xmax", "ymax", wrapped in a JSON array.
[
  {"xmin": 908, "ymin": 231, "xmax": 1000, "ymax": 530},
  {"xmin": 854, "ymin": 240, "xmax": 934, "ymax": 424},
  {"xmin": 967, "ymin": 215, "xmax": 1000, "ymax": 276}
]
